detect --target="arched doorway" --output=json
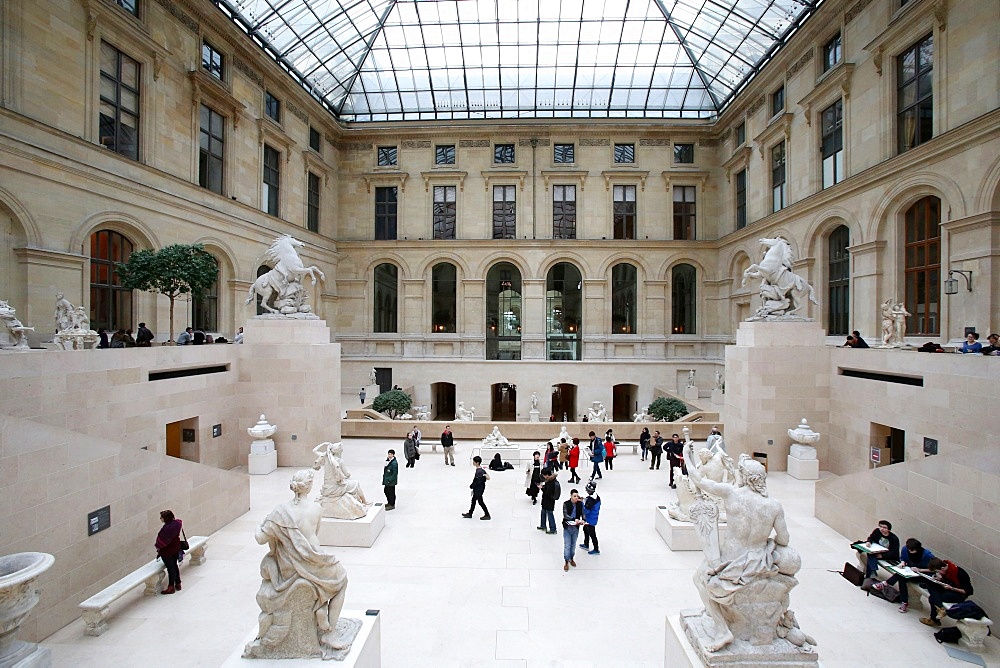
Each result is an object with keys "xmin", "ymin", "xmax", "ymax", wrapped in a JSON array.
[
  {"xmin": 432, "ymin": 382, "xmax": 456, "ymax": 421},
  {"xmin": 612, "ymin": 383, "xmax": 637, "ymax": 422},
  {"xmin": 550, "ymin": 383, "xmax": 576, "ymax": 422},
  {"xmin": 491, "ymin": 382, "xmax": 517, "ymax": 421}
]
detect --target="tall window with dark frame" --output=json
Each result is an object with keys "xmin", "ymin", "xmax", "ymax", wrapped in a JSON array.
[
  {"xmin": 821, "ymin": 99, "xmax": 844, "ymax": 188},
  {"xmin": 553, "ymin": 185, "xmax": 577, "ymax": 239},
  {"xmin": 771, "ymin": 142, "xmax": 786, "ymax": 212},
  {"xmin": 433, "ymin": 185, "xmax": 457, "ymax": 239},
  {"xmin": 198, "ymin": 104, "xmax": 224, "ymax": 194},
  {"xmin": 492, "ymin": 185, "xmax": 516, "ymax": 239},
  {"xmin": 613, "ymin": 185, "xmax": 636, "ymax": 240},
  {"xmin": 431, "ymin": 262, "xmax": 457, "ymax": 333},
  {"xmin": 827, "ymin": 225, "xmax": 850, "ymax": 336},
  {"xmin": 546, "ymin": 262, "xmax": 582, "ymax": 361},
  {"xmin": 554, "ymin": 143, "xmax": 575, "ymax": 163},
  {"xmin": 435, "ymin": 144, "xmax": 455, "ymax": 165},
  {"xmin": 771, "ymin": 85, "xmax": 785, "ymax": 116},
  {"xmin": 89, "ymin": 229, "xmax": 134, "ymax": 332},
  {"xmin": 115, "ymin": 0, "xmax": 138, "ymax": 17},
  {"xmin": 898, "ymin": 34, "xmax": 933, "ymax": 153},
  {"xmin": 735, "ymin": 122, "xmax": 746, "ymax": 147},
  {"xmin": 262, "ymin": 144, "xmax": 280, "ymax": 216},
  {"xmin": 373, "ymin": 263, "xmax": 398, "ymax": 333},
  {"xmin": 494, "ymin": 144, "xmax": 515, "ymax": 164},
  {"xmin": 486, "ymin": 263, "xmax": 522, "ymax": 360},
  {"xmin": 735, "ymin": 169, "xmax": 747, "ymax": 229},
  {"xmin": 671, "ymin": 264, "xmax": 696, "ymax": 334},
  {"xmin": 307, "ymin": 172, "xmax": 320, "ymax": 233},
  {"xmin": 614, "ymin": 143, "xmax": 634, "ymax": 163},
  {"xmin": 264, "ymin": 91, "xmax": 280, "ymax": 123},
  {"xmin": 99, "ymin": 41, "xmax": 140, "ymax": 160},
  {"xmin": 309, "ymin": 127, "xmax": 322, "ymax": 153},
  {"xmin": 377, "ymin": 146, "xmax": 397, "ymax": 167},
  {"xmin": 904, "ymin": 196, "xmax": 940, "ymax": 336},
  {"xmin": 673, "ymin": 186, "xmax": 696, "ymax": 240},
  {"xmin": 823, "ymin": 33, "xmax": 842, "ymax": 72},
  {"xmin": 202, "ymin": 41, "xmax": 223, "ymax": 79},
  {"xmin": 193, "ymin": 254, "xmax": 219, "ymax": 333},
  {"xmin": 673, "ymin": 143, "xmax": 694, "ymax": 164},
  {"xmin": 611, "ymin": 263, "xmax": 637, "ymax": 334},
  {"xmin": 374, "ymin": 186, "xmax": 397, "ymax": 240}
]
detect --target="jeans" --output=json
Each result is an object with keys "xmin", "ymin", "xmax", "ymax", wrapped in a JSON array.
[
  {"xmin": 640, "ymin": 444, "xmax": 648, "ymax": 460},
  {"xmin": 162, "ymin": 553, "xmax": 181, "ymax": 587},
  {"xmin": 563, "ymin": 524, "xmax": 580, "ymax": 561},
  {"xmin": 582, "ymin": 524, "xmax": 599, "ymax": 551},
  {"xmin": 384, "ymin": 485, "xmax": 396, "ymax": 506},
  {"xmin": 590, "ymin": 461, "xmax": 603, "ymax": 479},
  {"xmin": 468, "ymin": 492, "xmax": 489, "ymax": 516},
  {"xmin": 443, "ymin": 446, "xmax": 455, "ymax": 465},
  {"xmin": 540, "ymin": 508, "xmax": 556, "ymax": 531},
  {"xmin": 649, "ymin": 451, "xmax": 661, "ymax": 469}
]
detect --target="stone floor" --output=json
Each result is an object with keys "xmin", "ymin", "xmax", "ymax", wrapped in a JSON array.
[{"xmin": 41, "ymin": 438, "xmax": 999, "ymax": 667}]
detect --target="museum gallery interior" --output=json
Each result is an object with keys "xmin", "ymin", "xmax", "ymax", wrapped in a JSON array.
[{"xmin": 1, "ymin": 0, "xmax": 998, "ymax": 665}]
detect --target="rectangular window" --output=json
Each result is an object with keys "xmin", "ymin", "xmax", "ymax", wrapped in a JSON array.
[
  {"xmin": 771, "ymin": 85, "xmax": 785, "ymax": 116},
  {"xmin": 374, "ymin": 186, "xmax": 397, "ymax": 240},
  {"xmin": 821, "ymin": 99, "xmax": 844, "ymax": 188},
  {"xmin": 307, "ymin": 172, "xmax": 320, "ymax": 233},
  {"xmin": 897, "ymin": 34, "xmax": 933, "ymax": 153},
  {"xmin": 673, "ymin": 143, "xmax": 694, "ymax": 164},
  {"xmin": 262, "ymin": 144, "xmax": 280, "ymax": 216},
  {"xmin": 553, "ymin": 143, "xmax": 575, "ymax": 163},
  {"xmin": 494, "ymin": 143, "xmax": 515, "ymax": 164},
  {"xmin": 377, "ymin": 146, "xmax": 397, "ymax": 167},
  {"xmin": 435, "ymin": 144, "xmax": 455, "ymax": 165},
  {"xmin": 99, "ymin": 41, "xmax": 140, "ymax": 160},
  {"xmin": 553, "ymin": 185, "xmax": 577, "ymax": 239},
  {"xmin": 202, "ymin": 41, "xmax": 223, "ymax": 80},
  {"xmin": 613, "ymin": 184, "xmax": 636, "ymax": 240},
  {"xmin": 735, "ymin": 169, "xmax": 747, "ymax": 229},
  {"xmin": 198, "ymin": 104, "xmax": 224, "ymax": 194},
  {"xmin": 771, "ymin": 141, "xmax": 786, "ymax": 212},
  {"xmin": 823, "ymin": 33, "xmax": 842, "ymax": 72},
  {"xmin": 673, "ymin": 186, "xmax": 696, "ymax": 240},
  {"xmin": 492, "ymin": 185, "xmax": 516, "ymax": 239},
  {"xmin": 614, "ymin": 143, "xmax": 634, "ymax": 163},
  {"xmin": 115, "ymin": 0, "xmax": 138, "ymax": 17},
  {"xmin": 309, "ymin": 127, "xmax": 321, "ymax": 153},
  {"xmin": 735, "ymin": 122, "xmax": 746, "ymax": 147},
  {"xmin": 264, "ymin": 91, "xmax": 280, "ymax": 123},
  {"xmin": 433, "ymin": 185, "xmax": 457, "ymax": 239}
]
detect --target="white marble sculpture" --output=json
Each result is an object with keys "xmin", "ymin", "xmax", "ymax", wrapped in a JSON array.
[
  {"xmin": 455, "ymin": 401, "xmax": 475, "ymax": 422},
  {"xmin": 714, "ymin": 370, "xmax": 724, "ymax": 391},
  {"xmin": 482, "ymin": 426, "xmax": 512, "ymax": 448},
  {"xmin": 52, "ymin": 294, "xmax": 99, "ymax": 350},
  {"xmin": 787, "ymin": 418, "xmax": 820, "ymax": 460},
  {"xmin": 741, "ymin": 237, "xmax": 818, "ymax": 319},
  {"xmin": 687, "ymin": 369, "xmax": 697, "ymax": 388},
  {"xmin": 587, "ymin": 401, "xmax": 608, "ymax": 422},
  {"xmin": 681, "ymin": 437, "xmax": 816, "ymax": 661},
  {"xmin": 412, "ymin": 405, "xmax": 431, "ymax": 421},
  {"xmin": 668, "ymin": 442, "xmax": 729, "ymax": 523},
  {"xmin": 0, "ymin": 551, "xmax": 55, "ymax": 667},
  {"xmin": 244, "ymin": 470, "xmax": 359, "ymax": 661},
  {"xmin": 531, "ymin": 392, "xmax": 538, "ymax": 410},
  {"xmin": 247, "ymin": 414, "xmax": 278, "ymax": 474},
  {"xmin": 879, "ymin": 298, "xmax": 911, "ymax": 347},
  {"xmin": 633, "ymin": 405, "xmax": 651, "ymax": 422},
  {"xmin": 312, "ymin": 442, "xmax": 371, "ymax": 520},
  {"xmin": 369, "ymin": 367, "xmax": 377, "ymax": 385},
  {"xmin": 0, "ymin": 300, "xmax": 33, "ymax": 350},
  {"xmin": 248, "ymin": 414, "xmax": 277, "ymax": 441},
  {"xmin": 549, "ymin": 424, "xmax": 572, "ymax": 447},
  {"xmin": 246, "ymin": 235, "xmax": 325, "ymax": 318},
  {"xmin": 54, "ymin": 293, "xmax": 74, "ymax": 332}
]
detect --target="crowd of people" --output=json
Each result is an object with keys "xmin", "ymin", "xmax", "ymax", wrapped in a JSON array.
[{"xmin": 95, "ymin": 323, "xmax": 244, "ymax": 347}]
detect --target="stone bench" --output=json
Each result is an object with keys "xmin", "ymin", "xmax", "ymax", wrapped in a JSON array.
[
  {"xmin": 941, "ymin": 602, "xmax": 992, "ymax": 650},
  {"xmin": 79, "ymin": 535, "xmax": 208, "ymax": 636}
]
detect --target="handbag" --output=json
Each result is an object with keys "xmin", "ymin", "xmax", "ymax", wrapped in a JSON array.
[
  {"xmin": 840, "ymin": 561, "xmax": 864, "ymax": 586},
  {"xmin": 179, "ymin": 528, "xmax": 190, "ymax": 551}
]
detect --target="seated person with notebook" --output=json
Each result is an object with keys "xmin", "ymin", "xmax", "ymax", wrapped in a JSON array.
[
  {"xmin": 872, "ymin": 538, "xmax": 935, "ymax": 613},
  {"xmin": 918, "ymin": 557, "xmax": 974, "ymax": 627},
  {"xmin": 855, "ymin": 520, "xmax": 899, "ymax": 578}
]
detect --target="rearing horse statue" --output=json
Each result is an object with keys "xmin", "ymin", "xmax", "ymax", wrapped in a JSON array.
[
  {"xmin": 741, "ymin": 237, "xmax": 818, "ymax": 318},
  {"xmin": 246, "ymin": 235, "xmax": 326, "ymax": 315}
]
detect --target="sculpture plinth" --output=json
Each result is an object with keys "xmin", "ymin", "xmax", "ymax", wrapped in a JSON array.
[
  {"xmin": 317, "ymin": 505, "xmax": 385, "ymax": 548},
  {"xmin": 675, "ymin": 608, "xmax": 819, "ymax": 667}
]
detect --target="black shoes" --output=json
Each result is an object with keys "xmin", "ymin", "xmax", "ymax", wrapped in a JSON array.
[
  {"xmin": 480, "ymin": 515, "xmax": 491, "ymax": 520},
  {"xmin": 462, "ymin": 513, "xmax": 473, "ymax": 518}
]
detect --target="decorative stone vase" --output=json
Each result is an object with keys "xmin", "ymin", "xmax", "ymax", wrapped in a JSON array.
[{"xmin": 0, "ymin": 552, "xmax": 55, "ymax": 667}]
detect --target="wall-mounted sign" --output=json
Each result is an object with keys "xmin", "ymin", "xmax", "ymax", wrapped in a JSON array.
[
  {"xmin": 88, "ymin": 505, "xmax": 111, "ymax": 536},
  {"xmin": 213, "ymin": 424, "xmax": 222, "ymax": 438},
  {"xmin": 870, "ymin": 447, "xmax": 881, "ymax": 464},
  {"xmin": 923, "ymin": 437, "xmax": 938, "ymax": 456},
  {"xmin": 182, "ymin": 428, "xmax": 196, "ymax": 442}
]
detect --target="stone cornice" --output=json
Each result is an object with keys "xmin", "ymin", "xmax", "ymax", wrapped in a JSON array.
[
  {"xmin": 420, "ymin": 170, "xmax": 466, "ymax": 192},
  {"xmin": 540, "ymin": 170, "xmax": 588, "ymax": 192},
  {"xmin": 14, "ymin": 247, "xmax": 87, "ymax": 268},
  {"xmin": 798, "ymin": 64, "xmax": 854, "ymax": 126},
  {"xmin": 361, "ymin": 171, "xmax": 409, "ymax": 193},
  {"xmin": 480, "ymin": 170, "xmax": 528, "ymax": 191},
  {"xmin": 753, "ymin": 112, "xmax": 793, "ymax": 159},
  {"xmin": 601, "ymin": 169, "xmax": 650, "ymax": 191},
  {"xmin": 189, "ymin": 70, "xmax": 245, "ymax": 127}
]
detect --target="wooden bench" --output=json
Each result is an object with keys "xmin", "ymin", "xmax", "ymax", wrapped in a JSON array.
[{"xmin": 79, "ymin": 535, "xmax": 208, "ymax": 636}]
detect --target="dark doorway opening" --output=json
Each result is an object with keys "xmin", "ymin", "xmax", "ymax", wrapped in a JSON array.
[
  {"xmin": 612, "ymin": 384, "xmax": 637, "ymax": 421},
  {"xmin": 550, "ymin": 383, "xmax": 577, "ymax": 422},
  {"xmin": 491, "ymin": 383, "xmax": 517, "ymax": 421},
  {"xmin": 374, "ymin": 367, "xmax": 392, "ymax": 395},
  {"xmin": 432, "ymin": 382, "xmax": 456, "ymax": 421}
]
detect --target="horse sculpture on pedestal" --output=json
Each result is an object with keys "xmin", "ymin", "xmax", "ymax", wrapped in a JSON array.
[
  {"xmin": 741, "ymin": 237, "xmax": 818, "ymax": 319},
  {"xmin": 247, "ymin": 235, "xmax": 326, "ymax": 316}
]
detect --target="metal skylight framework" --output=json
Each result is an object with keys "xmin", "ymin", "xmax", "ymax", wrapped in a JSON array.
[{"xmin": 213, "ymin": 0, "xmax": 820, "ymax": 122}]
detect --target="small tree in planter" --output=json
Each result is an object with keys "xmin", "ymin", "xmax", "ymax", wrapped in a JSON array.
[
  {"xmin": 372, "ymin": 389, "xmax": 412, "ymax": 420},
  {"xmin": 115, "ymin": 243, "xmax": 218, "ymax": 343},
  {"xmin": 648, "ymin": 397, "xmax": 689, "ymax": 422}
]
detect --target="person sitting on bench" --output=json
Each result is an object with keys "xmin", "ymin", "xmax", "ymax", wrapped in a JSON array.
[
  {"xmin": 873, "ymin": 538, "xmax": 935, "ymax": 613},
  {"xmin": 919, "ymin": 557, "xmax": 974, "ymax": 627},
  {"xmin": 858, "ymin": 519, "xmax": 899, "ymax": 578}
]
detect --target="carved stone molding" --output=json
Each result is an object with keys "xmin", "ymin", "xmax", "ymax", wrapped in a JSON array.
[
  {"xmin": 459, "ymin": 139, "xmax": 490, "ymax": 148},
  {"xmin": 787, "ymin": 49, "xmax": 814, "ymax": 77},
  {"xmin": 580, "ymin": 138, "xmax": 609, "ymax": 146},
  {"xmin": 481, "ymin": 170, "xmax": 528, "ymax": 191},
  {"xmin": 639, "ymin": 138, "xmax": 670, "ymax": 146},
  {"xmin": 286, "ymin": 100, "xmax": 309, "ymax": 124},
  {"xmin": 420, "ymin": 170, "xmax": 467, "ymax": 192},
  {"xmin": 233, "ymin": 57, "xmax": 264, "ymax": 88},
  {"xmin": 402, "ymin": 140, "xmax": 432, "ymax": 149},
  {"xmin": 540, "ymin": 170, "xmax": 588, "ymax": 192},
  {"xmin": 601, "ymin": 169, "xmax": 649, "ymax": 191},
  {"xmin": 362, "ymin": 171, "xmax": 409, "ymax": 194},
  {"xmin": 844, "ymin": 0, "xmax": 874, "ymax": 25},
  {"xmin": 189, "ymin": 70, "xmax": 245, "ymax": 127}
]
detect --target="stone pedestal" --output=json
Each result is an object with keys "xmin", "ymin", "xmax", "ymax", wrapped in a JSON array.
[
  {"xmin": 684, "ymin": 386, "xmax": 699, "ymax": 402},
  {"xmin": 786, "ymin": 455, "xmax": 819, "ymax": 480},
  {"xmin": 476, "ymin": 445, "xmax": 523, "ymax": 465},
  {"xmin": 248, "ymin": 437, "xmax": 277, "ymax": 475},
  {"xmin": 670, "ymin": 609, "xmax": 819, "ymax": 667},
  {"xmin": 654, "ymin": 506, "xmax": 726, "ymax": 551},
  {"xmin": 665, "ymin": 613, "xmax": 703, "ymax": 668},
  {"xmin": 317, "ymin": 505, "xmax": 386, "ymax": 548},
  {"xmin": 529, "ymin": 409, "xmax": 540, "ymax": 423},
  {"xmin": 711, "ymin": 388, "xmax": 724, "ymax": 405},
  {"xmin": 225, "ymin": 609, "xmax": 381, "ymax": 667}
]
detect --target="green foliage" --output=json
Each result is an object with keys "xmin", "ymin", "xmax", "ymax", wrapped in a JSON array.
[
  {"xmin": 648, "ymin": 396, "xmax": 689, "ymax": 422},
  {"xmin": 372, "ymin": 389, "xmax": 412, "ymax": 420}
]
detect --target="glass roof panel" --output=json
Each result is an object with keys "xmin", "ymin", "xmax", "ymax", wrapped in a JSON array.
[{"xmin": 212, "ymin": 0, "xmax": 821, "ymax": 122}]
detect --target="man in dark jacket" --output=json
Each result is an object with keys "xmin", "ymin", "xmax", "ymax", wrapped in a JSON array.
[
  {"xmin": 403, "ymin": 431, "xmax": 419, "ymax": 468},
  {"xmin": 857, "ymin": 520, "xmax": 899, "ymax": 577},
  {"xmin": 462, "ymin": 455, "xmax": 490, "ymax": 520},
  {"xmin": 382, "ymin": 449, "xmax": 398, "ymax": 510},
  {"xmin": 920, "ymin": 557, "xmax": 974, "ymax": 627},
  {"xmin": 666, "ymin": 433, "xmax": 687, "ymax": 488},
  {"xmin": 441, "ymin": 425, "xmax": 455, "ymax": 466},
  {"xmin": 649, "ymin": 430, "xmax": 664, "ymax": 470},
  {"xmin": 135, "ymin": 322, "xmax": 154, "ymax": 347},
  {"xmin": 588, "ymin": 431, "xmax": 604, "ymax": 481},
  {"xmin": 561, "ymin": 489, "xmax": 586, "ymax": 571},
  {"xmin": 537, "ymin": 468, "xmax": 559, "ymax": 533}
]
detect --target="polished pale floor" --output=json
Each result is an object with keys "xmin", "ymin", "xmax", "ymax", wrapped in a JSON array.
[{"xmin": 42, "ymin": 438, "xmax": 999, "ymax": 667}]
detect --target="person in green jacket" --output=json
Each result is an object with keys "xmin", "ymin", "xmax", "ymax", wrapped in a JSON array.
[{"xmin": 382, "ymin": 449, "xmax": 398, "ymax": 510}]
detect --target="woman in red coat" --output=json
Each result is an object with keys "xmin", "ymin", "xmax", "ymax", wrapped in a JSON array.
[
  {"xmin": 567, "ymin": 438, "xmax": 582, "ymax": 483},
  {"xmin": 155, "ymin": 509, "xmax": 184, "ymax": 594},
  {"xmin": 604, "ymin": 432, "xmax": 617, "ymax": 470}
]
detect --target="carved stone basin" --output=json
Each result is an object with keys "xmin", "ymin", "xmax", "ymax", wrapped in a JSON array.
[{"xmin": 0, "ymin": 552, "xmax": 55, "ymax": 665}]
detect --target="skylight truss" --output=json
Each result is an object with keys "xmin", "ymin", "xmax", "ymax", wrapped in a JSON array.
[{"xmin": 213, "ymin": 0, "xmax": 820, "ymax": 122}]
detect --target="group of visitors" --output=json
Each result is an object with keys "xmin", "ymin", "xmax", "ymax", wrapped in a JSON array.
[
  {"xmin": 842, "ymin": 330, "xmax": 871, "ymax": 348},
  {"xmin": 959, "ymin": 331, "xmax": 1000, "ymax": 355}
]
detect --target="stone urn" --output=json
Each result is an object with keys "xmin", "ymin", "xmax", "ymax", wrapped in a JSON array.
[
  {"xmin": 0, "ymin": 552, "xmax": 55, "ymax": 667},
  {"xmin": 247, "ymin": 414, "xmax": 277, "ymax": 440},
  {"xmin": 787, "ymin": 418, "xmax": 820, "ymax": 460}
]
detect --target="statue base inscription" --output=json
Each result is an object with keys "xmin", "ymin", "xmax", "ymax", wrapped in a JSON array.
[
  {"xmin": 228, "ymin": 609, "xmax": 380, "ymax": 666},
  {"xmin": 318, "ymin": 505, "xmax": 385, "ymax": 548},
  {"xmin": 656, "ymin": 506, "xmax": 727, "ymax": 552},
  {"xmin": 667, "ymin": 610, "xmax": 818, "ymax": 667}
]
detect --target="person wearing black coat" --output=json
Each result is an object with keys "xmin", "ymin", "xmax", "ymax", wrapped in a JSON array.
[{"xmin": 859, "ymin": 520, "xmax": 900, "ymax": 577}]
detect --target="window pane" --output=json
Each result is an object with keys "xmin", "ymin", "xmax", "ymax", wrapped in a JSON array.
[
  {"xmin": 494, "ymin": 143, "xmax": 515, "ymax": 163},
  {"xmin": 486, "ymin": 262, "xmax": 521, "ymax": 360},
  {"xmin": 614, "ymin": 143, "xmax": 634, "ymax": 163},
  {"xmin": 611, "ymin": 263, "xmax": 636, "ymax": 334},
  {"xmin": 435, "ymin": 144, "xmax": 455, "ymax": 164},
  {"xmin": 377, "ymin": 146, "xmax": 397, "ymax": 166},
  {"xmin": 432, "ymin": 263, "xmax": 457, "ymax": 333},
  {"xmin": 554, "ymin": 143, "xmax": 574, "ymax": 163},
  {"xmin": 373, "ymin": 263, "xmax": 398, "ymax": 333},
  {"xmin": 671, "ymin": 264, "xmax": 696, "ymax": 334},
  {"xmin": 673, "ymin": 143, "xmax": 694, "ymax": 164}
]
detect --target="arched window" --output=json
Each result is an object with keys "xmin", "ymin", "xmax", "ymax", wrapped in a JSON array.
[
  {"xmin": 90, "ymin": 229, "xmax": 134, "ymax": 332},
  {"xmin": 671, "ymin": 263, "xmax": 696, "ymax": 334},
  {"xmin": 374, "ymin": 263, "xmax": 398, "ymax": 333},
  {"xmin": 827, "ymin": 225, "xmax": 850, "ymax": 336},
  {"xmin": 431, "ymin": 262, "xmax": 456, "ymax": 333},
  {"xmin": 486, "ymin": 262, "xmax": 521, "ymax": 360},
  {"xmin": 611, "ymin": 263, "xmax": 636, "ymax": 334},
  {"xmin": 193, "ymin": 254, "xmax": 220, "ymax": 332},
  {"xmin": 546, "ymin": 262, "xmax": 582, "ymax": 360},
  {"xmin": 904, "ymin": 196, "xmax": 940, "ymax": 336}
]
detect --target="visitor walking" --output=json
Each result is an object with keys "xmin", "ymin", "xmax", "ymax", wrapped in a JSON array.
[
  {"xmin": 403, "ymin": 430, "xmax": 419, "ymax": 468},
  {"xmin": 580, "ymin": 481, "xmax": 601, "ymax": 555},
  {"xmin": 604, "ymin": 432, "xmax": 616, "ymax": 470},
  {"xmin": 561, "ymin": 489, "xmax": 585, "ymax": 571},
  {"xmin": 567, "ymin": 438, "xmax": 582, "ymax": 483},
  {"xmin": 557, "ymin": 438, "xmax": 569, "ymax": 470},
  {"xmin": 649, "ymin": 430, "xmax": 664, "ymax": 470},
  {"xmin": 135, "ymin": 322, "xmax": 154, "ymax": 347},
  {"xmin": 382, "ymin": 449, "xmax": 398, "ymax": 510},
  {"xmin": 441, "ymin": 425, "xmax": 455, "ymax": 466},
  {"xmin": 639, "ymin": 427, "xmax": 651, "ymax": 461},
  {"xmin": 525, "ymin": 451, "xmax": 543, "ymax": 505},
  {"xmin": 154, "ymin": 510, "xmax": 184, "ymax": 594},
  {"xmin": 667, "ymin": 433, "xmax": 687, "ymax": 488},
  {"xmin": 462, "ymin": 456, "xmax": 490, "ymax": 520},
  {"xmin": 537, "ymin": 467, "xmax": 560, "ymax": 534},
  {"xmin": 588, "ymin": 431, "xmax": 605, "ymax": 481}
]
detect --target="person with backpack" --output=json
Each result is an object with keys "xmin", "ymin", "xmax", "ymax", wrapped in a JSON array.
[
  {"xmin": 561, "ymin": 489, "xmax": 586, "ymax": 571},
  {"xmin": 525, "ymin": 451, "xmax": 543, "ymax": 505},
  {"xmin": 580, "ymin": 481, "xmax": 601, "ymax": 555},
  {"xmin": 588, "ymin": 431, "xmax": 605, "ymax": 481},
  {"xmin": 537, "ymin": 467, "xmax": 560, "ymax": 534},
  {"xmin": 919, "ymin": 558, "xmax": 974, "ymax": 627},
  {"xmin": 135, "ymin": 322, "xmax": 154, "ymax": 347}
]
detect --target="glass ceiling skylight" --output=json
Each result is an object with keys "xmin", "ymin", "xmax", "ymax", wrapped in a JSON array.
[{"xmin": 213, "ymin": 0, "xmax": 821, "ymax": 123}]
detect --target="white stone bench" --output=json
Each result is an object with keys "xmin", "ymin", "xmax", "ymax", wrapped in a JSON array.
[
  {"xmin": 941, "ymin": 602, "xmax": 993, "ymax": 650},
  {"xmin": 79, "ymin": 535, "xmax": 208, "ymax": 636}
]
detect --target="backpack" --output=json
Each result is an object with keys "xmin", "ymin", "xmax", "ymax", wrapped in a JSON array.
[
  {"xmin": 861, "ymin": 577, "xmax": 899, "ymax": 602},
  {"xmin": 934, "ymin": 627, "xmax": 962, "ymax": 644},
  {"xmin": 552, "ymin": 479, "xmax": 561, "ymax": 501},
  {"xmin": 945, "ymin": 600, "xmax": 987, "ymax": 620}
]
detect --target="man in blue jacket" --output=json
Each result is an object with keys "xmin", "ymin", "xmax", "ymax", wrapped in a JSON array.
[
  {"xmin": 588, "ymin": 431, "xmax": 605, "ymax": 481},
  {"xmin": 580, "ymin": 481, "xmax": 601, "ymax": 555}
]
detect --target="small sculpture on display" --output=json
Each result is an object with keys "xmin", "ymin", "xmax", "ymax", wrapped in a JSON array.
[
  {"xmin": 412, "ymin": 405, "xmax": 431, "ymax": 421},
  {"xmin": 0, "ymin": 300, "xmax": 33, "ymax": 350},
  {"xmin": 681, "ymin": 429, "xmax": 816, "ymax": 662},
  {"xmin": 741, "ymin": 237, "xmax": 818, "ymax": 320},
  {"xmin": 687, "ymin": 369, "xmax": 697, "ymax": 388},
  {"xmin": 482, "ymin": 425, "xmax": 512, "ymax": 448},
  {"xmin": 244, "ymin": 470, "xmax": 359, "ymax": 661},
  {"xmin": 455, "ymin": 401, "xmax": 476, "ymax": 422},
  {"xmin": 879, "ymin": 298, "xmax": 911, "ymax": 347},
  {"xmin": 632, "ymin": 405, "xmax": 651, "ymax": 422},
  {"xmin": 52, "ymin": 293, "xmax": 99, "ymax": 350},
  {"xmin": 550, "ymin": 424, "xmax": 572, "ymax": 446},
  {"xmin": 531, "ymin": 392, "xmax": 538, "ymax": 410},
  {"xmin": 787, "ymin": 418, "xmax": 820, "ymax": 460},
  {"xmin": 667, "ymin": 438, "xmax": 729, "ymax": 524},
  {"xmin": 312, "ymin": 442, "xmax": 371, "ymax": 520},
  {"xmin": 369, "ymin": 367, "xmax": 377, "ymax": 385},
  {"xmin": 587, "ymin": 402, "xmax": 608, "ymax": 422},
  {"xmin": 714, "ymin": 370, "xmax": 724, "ymax": 391},
  {"xmin": 246, "ymin": 235, "xmax": 325, "ymax": 319}
]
